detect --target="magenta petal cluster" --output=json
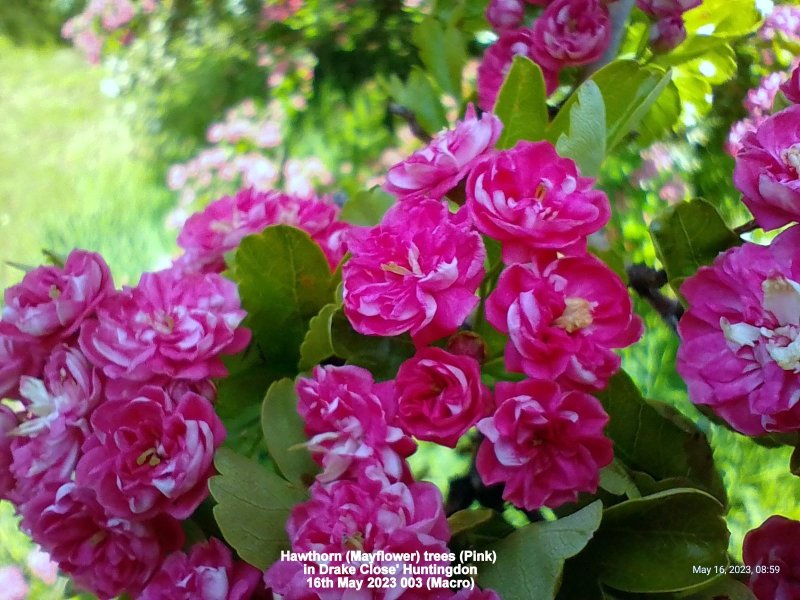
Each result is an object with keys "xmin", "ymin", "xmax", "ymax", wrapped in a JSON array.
[
  {"xmin": 733, "ymin": 104, "xmax": 800, "ymax": 230},
  {"xmin": 139, "ymin": 538, "xmax": 264, "ymax": 600},
  {"xmin": 487, "ymin": 258, "xmax": 641, "ymax": 390},
  {"xmin": 467, "ymin": 140, "xmax": 610, "ymax": 263},
  {"xmin": 76, "ymin": 385, "xmax": 225, "ymax": 520},
  {"xmin": 21, "ymin": 483, "xmax": 184, "ymax": 600},
  {"xmin": 297, "ymin": 365, "xmax": 415, "ymax": 482},
  {"xmin": 478, "ymin": 28, "xmax": 558, "ymax": 111},
  {"xmin": 636, "ymin": 0, "xmax": 701, "ymax": 18},
  {"xmin": 2, "ymin": 250, "xmax": 113, "ymax": 343},
  {"xmin": 396, "ymin": 347, "xmax": 493, "ymax": 448},
  {"xmin": 384, "ymin": 105, "xmax": 502, "ymax": 203},
  {"xmin": 80, "ymin": 267, "xmax": 250, "ymax": 382},
  {"xmin": 0, "ymin": 405, "xmax": 18, "ymax": 500},
  {"xmin": 264, "ymin": 466, "xmax": 451, "ymax": 599},
  {"xmin": 0, "ymin": 325, "xmax": 45, "ymax": 400},
  {"xmin": 781, "ymin": 65, "xmax": 800, "ymax": 104},
  {"xmin": 176, "ymin": 188, "xmax": 351, "ymax": 272},
  {"xmin": 531, "ymin": 0, "xmax": 611, "ymax": 71},
  {"xmin": 485, "ymin": 0, "xmax": 525, "ymax": 32},
  {"xmin": 650, "ymin": 15, "xmax": 687, "ymax": 52},
  {"xmin": 476, "ymin": 379, "xmax": 613, "ymax": 510},
  {"xmin": 343, "ymin": 200, "xmax": 485, "ymax": 346},
  {"xmin": 743, "ymin": 515, "xmax": 800, "ymax": 600},
  {"xmin": 677, "ymin": 226, "xmax": 800, "ymax": 435}
]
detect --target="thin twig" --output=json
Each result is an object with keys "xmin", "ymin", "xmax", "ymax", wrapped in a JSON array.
[
  {"xmin": 734, "ymin": 219, "xmax": 758, "ymax": 235},
  {"xmin": 627, "ymin": 263, "xmax": 684, "ymax": 333},
  {"xmin": 389, "ymin": 103, "xmax": 433, "ymax": 143}
]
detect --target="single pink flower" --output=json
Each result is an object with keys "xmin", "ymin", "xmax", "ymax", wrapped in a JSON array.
[
  {"xmin": 650, "ymin": 15, "xmax": 687, "ymax": 52},
  {"xmin": 743, "ymin": 516, "xmax": 800, "ymax": 600},
  {"xmin": 384, "ymin": 105, "xmax": 502, "ymax": 203},
  {"xmin": 264, "ymin": 466, "xmax": 450, "ymax": 599},
  {"xmin": 477, "ymin": 28, "xmax": 559, "ymax": 111},
  {"xmin": 466, "ymin": 140, "xmax": 610, "ymax": 263},
  {"xmin": 531, "ymin": 0, "xmax": 612, "ymax": 71},
  {"xmin": 486, "ymin": 0, "xmax": 525, "ymax": 32},
  {"xmin": 176, "ymin": 188, "xmax": 350, "ymax": 272},
  {"xmin": 396, "ymin": 347, "xmax": 493, "ymax": 448},
  {"xmin": 476, "ymin": 379, "xmax": 613, "ymax": 510},
  {"xmin": 21, "ymin": 483, "xmax": 183, "ymax": 600},
  {"xmin": 734, "ymin": 103, "xmax": 800, "ymax": 230},
  {"xmin": 342, "ymin": 200, "xmax": 485, "ymax": 346},
  {"xmin": 636, "ymin": 0, "xmax": 701, "ymax": 18},
  {"xmin": 677, "ymin": 226, "xmax": 800, "ymax": 435},
  {"xmin": 79, "ymin": 267, "xmax": 250, "ymax": 382},
  {"xmin": 76, "ymin": 385, "xmax": 225, "ymax": 520},
  {"xmin": 486, "ymin": 258, "xmax": 642, "ymax": 390},
  {"xmin": 139, "ymin": 538, "xmax": 264, "ymax": 600},
  {"xmin": 2, "ymin": 249, "xmax": 113, "ymax": 343},
  {"xmin": 297, "ymin": 365, "xmax": 415, "ymax": 482}
]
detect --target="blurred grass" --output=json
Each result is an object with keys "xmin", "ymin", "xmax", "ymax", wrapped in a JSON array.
[{"xmin": 0, "ymin": 37, "xmax": 174, "ymax": 598}]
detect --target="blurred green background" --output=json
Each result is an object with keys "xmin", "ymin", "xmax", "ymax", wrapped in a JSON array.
[{"xmin": 1, "ymin": 0, "xmax": 800, "ymax": 598}]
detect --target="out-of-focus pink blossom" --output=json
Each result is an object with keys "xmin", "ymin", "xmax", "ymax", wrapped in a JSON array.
[
  {"xmin": 636, "ymin": 0, "xmax": 701, "ymax": 18},
  {"xmin": 476, "ymin": 379, "xmax": 613, "ymax": 510},
  {"xmin": 678, "ymin": 226, "xmax": 800, "ymax": 435},
  {"xmin": 297, "ymin": 365, "xmax": 415, "ymax": 482},
  {"xmin": 486, "ymin": 258, "xmax": 642, "ymax": 390},
  {"xmin": 26, "ymin": 547, "xmax": 59, "ymax": 585},
  {"xmin": 467, "ymin": 140, "xmax": 610, "ymax": 263},
  {"xmin": 79, "ymin": 267, "xmax": 250, "ymax": 382},
  {"xmin": 384, "ymin": 105, "xmax": 502, "ymax": 203},
  {"xmin": 650, "ymin": 15, "xmax": 687, "ymax": 52},
  {"xmin": 343, "ymin": 200, "xmax": 485, "ymax": 346},
  {"xmin": 396, "ymin": 347, "xmax": 493, "ymax": 448},
  {"xmin": 486, "ymin": 0, "xmax": 525, "ymax": 32},
  {"xmin": 0, "ymin": 566, "xmax": 28, "ymax": 600}
]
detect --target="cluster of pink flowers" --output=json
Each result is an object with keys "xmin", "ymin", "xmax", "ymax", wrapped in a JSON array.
[
  {"xmin": 166, "ymin": 98, "xmax": 332, "ymax": 229},
  {"xmin": 478, "ymin": 0, "xmax": 612, "ymax": 109},
  {"xmin": 342, "ymin": 105, "xmax": 639, "ymax": 513},
  {"xmin": 62, "ymin": 0, "xmax": 158, "ymax": 64},
  {"xmin": 0, "ymin": 249, "xmax": 261, "ymax": 598},
  {"xmin": 175, "ymin": 187, "xmax": 352, "ymax": 273},
  {"xmin": 636, "ymin": 0, "xmax": 701, "ymax": 52}
]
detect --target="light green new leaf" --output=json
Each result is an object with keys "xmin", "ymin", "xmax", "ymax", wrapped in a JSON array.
[
  {"xmin": 412, "ymin": 16, "xmax": 466, "ymax": 99},
  {"xmin": 494, "ymin": 55, "xmax": 548, "ymax": 149},
  {"xmin": 584, "ymin": 489, "xmax": 729, "ymax": 593},
  {"xmin": 298, "ymin": 303, "xmax": 339, "ymax": 371},
  {"xmin": 386, "ymin": 68, "xmax": 448, "ymax": 134},
  {"xmin": 477, "ymin": 501, "xmax": 602, "ymax": 600},
  {"xmin": 554, "ymin": 80, "xmax": 606, "ymax": 177},
  {"xmin": 261, "ymin": 378, "xmax": 318, "ymax": 488},
  {"xmin": 683, "ymin": 0, "xmax": 762, "ymax": 39},
  {"xmin": 210, "ymin": 448, "xmax": 307, "ymax": 570},
  {"xmin": 339, "ymin": 187, "xmax": 395, "ymax": 226}
]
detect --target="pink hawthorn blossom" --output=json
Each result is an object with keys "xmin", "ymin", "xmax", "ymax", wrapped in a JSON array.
[
  {"xmin": 297, "ymin": 365, "xmax": 415, "ymax": 482},
  {"xmin": 342, "ymin": 200, "xmax": 485, "ymax": 346},
  {"xmin": 636, "ymin": 0, "xmax": 701, "ymax": 18},
  {"xmin": 0, "ymin": 566, "xmax": 28, "ymax": 600},
  {"xmin": 79, "ymin": 267, "xmax": 250, "ymax": 382},
  {"xmin": 650, "ymin": 15, "xmax": 687, "ymax": 52},
  {"xmin": 531, "ymin": 0, "xmax": 612, "ymax": 71},
  {"xmin": 677, "ymin": 226, "xmax": 800, "ymax": 435},
  {"xmin": 264, "ymin": 466, "xmax": 450, "ymax": 599},
  {"xmin": 21, "ymin": 482, "xmax": 183, "ymax": 600},
  {"xmin": 0, "ymin": 404, "xmax": 18, "ymax": 500},
  {"xmin": 743, "ymin": 515, "xmax": 800, "ymax": 600},
  {"xmin": 76, "ymin": 385, "xmax": 225, "ymax": 520},
  {"xmin": 0, "ymin": 324, "xmax": 45, "ymax": 400},
  {"xmin": 467, "ymin": 140, "xmax": 610, "ymax": 263},
  {"xmin": 476, "ymin": 378, "xmax": 613, "ymax": 510},
  {"xmin": 734, "ymin": 105, "xmax": 800, "ymax": 230},
  {"xmin": 395, "ymin": 347, "xmax": 493, "ymax": 448},
  {"xmin": 139, "ymin": 538, "xmax": 264, "ymax": 600},
  {"xmin": 384, "ymin": 105, "xmax": 502, "ymax": 203},
  {"xmin": 2, "ymin": 249, "xmax": 113, "ymax": 344},
  {"xmin": 478, "ymin": 28, "xmax": 559, "ymax": 111},
  {"xmin": 486, "ymin": 258, "xmax": 642, "ymax": 390},
  {"xmin": 485, "ymin": 0, "xmax": 525, "ymax": 32},
  {"xmin": 781, "ymin": 65, "xmax": 800, "ymax": 104}
]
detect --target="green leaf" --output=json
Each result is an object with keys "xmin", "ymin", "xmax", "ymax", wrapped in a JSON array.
[
  {"xmin": 339, "ymin": 187, "xmax": 395, "ymax": 226},
  {"xmin": 494, "ymin": 55, "xmax": 548, "ymax": 149},
  {"xmin": 412, "ymin": 16, "xmax": 466, "ymax": 99},
  {"xmin": 298, "ymin": 303, "xmax": 339, "ymax": 371},
  {"xmin": 675, "ymin": 576, "xmax": 757, "ymax": 599},
  {"xmin": 232, "ymin": 225, "xmax": 335, "ymax": 375},
  {"xmin": 596, "ymin": 370, "xmax": 726, "ymax": 503},
  {"xmin": 478, "ymin": 501, "xmax": 602, "ymax": 600},
  {"xmin": 448, "ymin": 508, "xmax": 516, "ymax": 555},
  {"xmin": 210, "ymin": 448, "xmax": 307, "ymax": 569},
  {"xmin": 554, "ymin": 81, "xmax": 606, "ymax": 177},
  {"xmin": 261, "ymin": 378, "xmax": 318, "ymax": 488},
  {"xmin": 599, "ymin": 459, "xmax": 641, "ymax": 499},
  {"xmin": 583, "ymin": 489, "xmax": 729, "ymax": 593},
  {"xmin": 683, "ymin": 0, "xmax": 762, "ymax": 39},
  {"xmin": 638, "ymin": 79, "xmax": 681, "ymax": 146},
  {"xmin": 386, "ymin": 68, "xmax": 448, "ymax": 134},
  {"xmin": 649, "ymin": 198, "xmax": 740, "ymax": 297},
  {"xmin": 329, "ymin": 309, "xmax": 415, "ymax": 380}
]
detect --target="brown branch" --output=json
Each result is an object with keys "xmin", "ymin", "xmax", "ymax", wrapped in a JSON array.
[
  {"xmin": 389, "ymin": 103, "xmax": 433, "ymax": 143},
  {"xmin": 627, "ymin": 263, "xmax": 684, "ymax": 333}
]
